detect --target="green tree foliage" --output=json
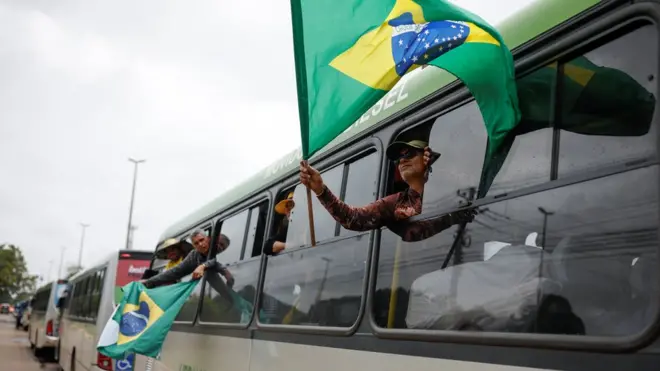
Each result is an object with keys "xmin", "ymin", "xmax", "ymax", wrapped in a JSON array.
[{"xmin": 0, "ymin": 244, "xmax": 37, "ymax": 302}]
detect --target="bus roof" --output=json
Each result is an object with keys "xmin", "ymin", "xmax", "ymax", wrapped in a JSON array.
[
  {"xmin": 66, "ymin": 249, "xmax": 153, "ymax": 282},
  {"xmin": 158, "ymin": 0, "xmax": 600, "ymax": 243}
]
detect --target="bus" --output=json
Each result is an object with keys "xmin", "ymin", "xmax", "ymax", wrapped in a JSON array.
[
  {"xmin": 134, "ymin": 0, "xmax": 660, "ymax": 370},
  {"xmin": 59, "ymin": 249, "xmax": 152, "ymax": 371},
  {"xmin": 29, "ymin": 279, "xmax": 69, "ymax": 361}
]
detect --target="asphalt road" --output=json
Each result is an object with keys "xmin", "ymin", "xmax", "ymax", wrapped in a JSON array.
[{"xmin": 0, "ymin": 314, "xmax": 60, "ymax": 371}]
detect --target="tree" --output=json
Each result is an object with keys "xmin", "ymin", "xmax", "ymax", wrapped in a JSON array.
[{"xmin": 0, "ymin": 244, "xmax": 38, "ymax": 302}]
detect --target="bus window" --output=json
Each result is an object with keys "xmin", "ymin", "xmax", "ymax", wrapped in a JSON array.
[
  {"xmin": 373, "ymin": 27, "xmax": 659, "ymax": 339},
  {"xmin": 260, "ymin": 153, "xmax": 377, "ymax": 328},
  {"xmin": 286, "ymin": 164, "xmax": 344, "ymax": 248},
  {"xmin": 484, "ymin": 64, "xmax": 555, "ymax": 197},
  {"xmin": 200, "ymin": 203, "xmax": 267, "ymax": 325},
  {"xmin": 340, "ymin": 153, "xmax": 380, "ymax": 236},
  {"xmin": 245, "ymin": 204, "xmax": 267, "ymax": 258},
  {"xmin": 216, "ymin": 210, "xmax": 250, "ymax": 265},
  {"xmin": 375, "ymin": 166, "xmax": 659, "ymax": 336},
  {"xmin": 422, "ymin": 102, "xmax": 487, "ymax": 210},
  {"xmin": 557, "ymin": 26, "xmax": 657, "ymax": 177}
]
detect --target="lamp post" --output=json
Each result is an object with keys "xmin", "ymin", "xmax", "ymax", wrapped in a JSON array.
[
  {"xmin": 77, "ymin": 223, "xmax": 90, "ymax": 270},
  {"xmin": 125, "ymin": 158, "xmax": 146, "ymax": 250},
  {"xmin": 538, "ymin": 207, "xmax": 555, "ymax": 249},
  {"xmin": 58, "ymin": 247, "xmax": 67, "ymax": 279}
]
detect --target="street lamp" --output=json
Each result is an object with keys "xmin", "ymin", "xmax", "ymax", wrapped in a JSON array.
[
  {"xmin": 538, "ymin": 207, "xmax": 555, "ymax": 249},
  {"xmin": 58, "ymin": 246, "xmax": 67, "ymax": 279},
  {"xmin": 78, "ymin": 222, "xmax": 90, "ymax": 270},
  {"xmin": 125, "ymin": 158, "xmax": 146, "ymax": 250}
]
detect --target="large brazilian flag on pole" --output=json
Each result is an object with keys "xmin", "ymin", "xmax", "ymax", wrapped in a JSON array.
[
  {"xmin": 290, "ymin": 0, "xmax": 520, "ymax": 159},
  {"xmin": 97, "ymin": 281, "xmax": 198, "ymax": 359}
]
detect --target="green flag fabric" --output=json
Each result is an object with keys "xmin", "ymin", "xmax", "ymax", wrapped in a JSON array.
[
  {"xmin": 291, "ymin": 0, "xmax": 520, "ymax": 159},
  {"xmin": 97, "ymin": 281, "xmax": 198, "ymax": 359},
  {"xmin": 478, "ymin": 56, "xmax": 656, "ymax": 196}
]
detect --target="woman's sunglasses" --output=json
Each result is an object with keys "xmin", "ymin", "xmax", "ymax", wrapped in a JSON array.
[{"xmin": 394, "ymin": 148, "xmax": 423, "ymax": 163}]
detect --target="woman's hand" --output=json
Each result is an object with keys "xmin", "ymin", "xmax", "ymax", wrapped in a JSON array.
[
  {"xmin": 423, "ymin": 146, "xmax": 432, "ymax": 167},
  {"xmin": 299, "ymin": 161, "xmax": 325, "ymax": 195}
]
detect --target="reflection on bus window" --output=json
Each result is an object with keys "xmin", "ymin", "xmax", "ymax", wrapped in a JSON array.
[
  {"xmin": 287, "ymin": 165, "xmax": 344, "ymax": 247},
  {"xmin": 374, "ymin": 166, "xmax": 659, "ymax": 336},
  {"xmin": 557, "ymin": 26, "xmax": 657, "ymax": 177},
  {"xmin": 261, "ymin": 234, "xmax": 368, "ymax": 327}
]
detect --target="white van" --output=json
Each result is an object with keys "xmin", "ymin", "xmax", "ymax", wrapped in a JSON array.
[
  {"xmin": 28, "ymin": 279, "xmax": 69, "ymax": 361},
  {"xmin": 58, "ymin": 249, "xmax": 152, "ymax": 371}
]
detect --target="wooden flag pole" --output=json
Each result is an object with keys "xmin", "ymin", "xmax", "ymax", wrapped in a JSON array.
[
  {"xmin": 306, "ymin": 183, "xmax": 317, "ymax": 247},
  {"xmin": 301, "ymin": 160, "xmax": 317, "ymax": 247}
]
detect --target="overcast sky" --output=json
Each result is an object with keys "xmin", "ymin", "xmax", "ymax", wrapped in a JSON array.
[{"xmin": 0, "ymin": 0, "xmax": 535, "ymax": 284}]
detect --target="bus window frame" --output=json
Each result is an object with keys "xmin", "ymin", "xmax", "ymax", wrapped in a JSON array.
[
  {"xmin": 170, "ymin": 221, "xmax": 213, "ymax": 326},
  {"xmin": 196, "ymin": 193, "xmax": 272, "ymax": 329},
  {"xmin": 368, "ymin": 4, "xmax": 660, "ymax": 352},
  {"xmin": 255, "ymin": 138, "xmax": 383, "ymax": 336}
]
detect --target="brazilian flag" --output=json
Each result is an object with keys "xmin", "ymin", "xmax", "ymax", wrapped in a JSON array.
[
  {"xmin": 97, "ymin": 281, "xmax": 198, "ymax": 359},
  {"xmin": 291, "ymin": 0, "xmax": 520, "ymax": 158}
]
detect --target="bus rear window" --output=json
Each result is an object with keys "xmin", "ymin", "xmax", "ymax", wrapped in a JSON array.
[{"xmin": 115, "ymin": 258, "xmax": 151, "ymax": 287}]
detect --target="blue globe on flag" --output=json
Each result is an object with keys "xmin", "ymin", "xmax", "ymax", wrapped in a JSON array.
[{"xmin": 119, "ymin": 301, "xmax": 150, "ymax": 337}]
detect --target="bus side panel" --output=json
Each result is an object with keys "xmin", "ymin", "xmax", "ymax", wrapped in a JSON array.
[
  {"xmin": 147, "ymin": 331, "xmax": 251, "ymax": 371},
  {"xmin": 248, "ymin": 339, "xmax": 554, "ymax": 371}
]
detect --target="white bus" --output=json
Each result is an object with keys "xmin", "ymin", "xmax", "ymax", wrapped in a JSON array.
[
  {"xmin": 28, "ymin": 279, "xmax": 69, "ymax": 361},
  {"xmin": 135, "ymin": 0, "xmax": 660, "ymax": 370},
  {"xmin": 59, "ymin": 249, "xmax": 152, "ymax": 371}
]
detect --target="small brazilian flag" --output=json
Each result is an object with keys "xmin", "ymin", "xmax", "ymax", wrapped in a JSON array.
[
  {"xmin": 97, "ymin": 281, "xmax": 198, "ymax": 359},
  {"xmin": 291, "ymin": 0, "xmax": 520, "ymax": 158}
]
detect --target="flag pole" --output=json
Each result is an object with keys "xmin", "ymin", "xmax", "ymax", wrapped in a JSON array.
[
  {"xmin": 305, "ymin": 169, "xmax": 317, "ymax": 247},
  {"xmin": 289, "ymin": 0, "xmax": 317, "ymax": 247}
]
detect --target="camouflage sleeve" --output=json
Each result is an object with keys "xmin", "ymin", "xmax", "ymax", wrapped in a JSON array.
[
  {"xmin": 388, "ymin": 208, "xmax": 477, "ymax": 242},
  {"xmin": 316, "ymin": 185, "xmax": 398, "ymax": 231},
  {"xmin": 388, "ymin": 214, "xmax": 454, "ymax": 242}
]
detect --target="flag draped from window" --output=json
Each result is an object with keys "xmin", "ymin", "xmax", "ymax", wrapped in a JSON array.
[
  {"xmin": 290, "ymin": 0, "xmax": 520, "ymax": 159},
  {"xmin": 97, "ymin": 281, "xmax": 198, "ymax": 359}
]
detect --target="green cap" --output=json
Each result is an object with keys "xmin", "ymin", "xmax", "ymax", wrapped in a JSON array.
[{"xmin": 386, "ymin": 139, "xmax": 441, "ymax": 165}]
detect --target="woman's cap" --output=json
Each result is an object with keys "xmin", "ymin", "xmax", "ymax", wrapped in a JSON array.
[
  {"xmin": 275, "ymin": 191, "xmax": 295, "ymax": 215},
  {"xmin": 386, "ymin": 139, "xmax": 441, "ymax": 165}
]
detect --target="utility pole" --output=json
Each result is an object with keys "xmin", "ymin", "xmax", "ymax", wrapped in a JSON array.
[
  {"xmin": 78, "ymin": 223, "xmax": 90, "ymax": 270},
  {"xmin": 538, "ymin": 207, "xmax": 554, "ymax": 249},
  {"xmin": 125, "ymin": 158, "xmax": 146, "ymax": 250},
  {"xmin": 47, "ymin": 260, "xmax": 54, "ymax": 283},
  {"xmin": 58, "ymin": 247, "xmax": 67, "ymax": 279}
]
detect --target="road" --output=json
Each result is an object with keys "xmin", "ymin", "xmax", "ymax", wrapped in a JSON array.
[{"xmin": 0, "ymin": 314, "xmax": 59, "ymax": 371}]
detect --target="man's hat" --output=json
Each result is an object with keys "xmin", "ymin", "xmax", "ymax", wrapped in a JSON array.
[
  {"xmin": 386, "ymin": 139, "xmax": 441, "ymax": 165},
  {"xmin": 275, "ymin": 192, "xmax": 295, "ymax": 215},
  {"xmin": 154, "ymin": 238, "xmax": 194, "ymax": 259}
]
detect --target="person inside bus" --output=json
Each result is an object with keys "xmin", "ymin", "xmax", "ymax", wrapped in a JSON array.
[
  {"xmin": 155, "ymin": 238, "xmax": 194, "ymax": 271},
  {"xmin": 263, "ymin": 191, "xmax": 295, "ymax": 256},
  {"xmin": 299, "ymin": 139, "xmax": 477, "ymax": 242},
  {"xmin": 142, "ymin": 230, "xmax": 234, "ymax": 289}
]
